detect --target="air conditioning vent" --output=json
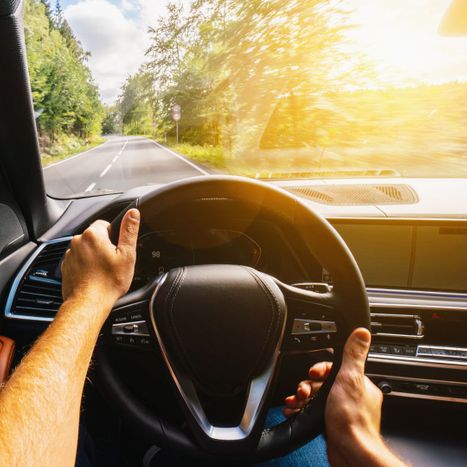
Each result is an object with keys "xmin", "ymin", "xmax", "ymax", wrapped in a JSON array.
[
  {"xmin": 6, "ymin": 238, "xmax": 71, "ymax": 321},
  {"xmin": 287, "ymin": 184, "xmax": 419, "ymax": 205},
  {"xmin": 370, "ymin": 312, "xmax": 424, "ymax": 339}
]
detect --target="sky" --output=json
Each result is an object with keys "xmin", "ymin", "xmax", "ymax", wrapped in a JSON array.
[{"xmin": 59, "ymin": 0, "xmax": 467, "ymax": 104}]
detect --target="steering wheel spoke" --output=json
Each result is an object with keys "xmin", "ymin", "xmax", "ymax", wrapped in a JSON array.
[
  {"xmin": 148, "ymin": 266, "xmax": 287, "ymax": 453},
  {"xmin": 106, "ymin": 278, "xmax": 161, "ymax": 351},
  {"xmin": 277, "ymin": 282, "xmax": 340, "ymax": 354}
]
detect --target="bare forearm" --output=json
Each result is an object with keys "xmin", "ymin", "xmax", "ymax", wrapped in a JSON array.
[
  {"xmin": 329, "ymin": 430, "xmax": 409, "ymax": 467},
  {"xmin": 0, "ymin": 295, "xmax": 111, "ymax": 467}
]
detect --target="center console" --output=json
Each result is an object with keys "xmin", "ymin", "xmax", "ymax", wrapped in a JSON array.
[{"xmin": 366, "ymin": 288, "xmax": 467, "ymax": 403}]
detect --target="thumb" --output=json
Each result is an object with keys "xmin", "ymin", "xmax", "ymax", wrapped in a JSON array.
[
  {"xmin": 341, "ymin": 327, "xmax": 371, "ymax": 375},
  {"xmin": 118, "ymin": 208, "xmax": 140, "ymax": 254}
]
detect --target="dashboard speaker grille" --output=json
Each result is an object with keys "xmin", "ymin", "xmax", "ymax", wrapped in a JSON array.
[
  {"xmin": 10, "ymin": 240, "xmax": 70, "ymax": 319},
  {"xmin": 287, "ymin": 184, "xmax": 419, "ymax": 205}
]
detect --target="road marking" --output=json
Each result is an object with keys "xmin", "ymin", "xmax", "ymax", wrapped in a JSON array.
[
  {"xmin": 43, "ymin": 140, "xmax": 109, "ymax": 170},
  {"xmin": 85, "ymin": 182, "xmax": 96, "ymax": 192},
  {"xmin": 112, "ymin": 155, "xmax": 119, "ymax": 163},
  {"xmin": 99, "ymin": 164, "xmax": 112, "ymax": 177},
  {"xmin": 116, "ymin": 139, "xmax": 128, "ymax": 156},
  {"xmin": 149, "ymin": 140, "xmax": 209, "ymax": 175}
]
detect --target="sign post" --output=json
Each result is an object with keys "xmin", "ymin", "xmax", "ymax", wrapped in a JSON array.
[{"xmin": 171, "ymin": 104, "xmax": 181, "ymax": 144}]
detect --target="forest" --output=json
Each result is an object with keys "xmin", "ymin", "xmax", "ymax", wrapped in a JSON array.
[{"xmin": 24, "ymin": 0, "xmax": 103, "ymax": 164}]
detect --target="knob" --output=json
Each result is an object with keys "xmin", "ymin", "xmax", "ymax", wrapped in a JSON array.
[
  {"xmin": 377, "ymin": 381, "xmax": 392, "ymax": 394},
  {"xmin": 123, "ymin": 324, "xmax": 138, "ymax": 333}
]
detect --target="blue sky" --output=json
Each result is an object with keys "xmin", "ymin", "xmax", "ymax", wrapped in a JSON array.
[
  {"xmin": 59, "ymin": 0, "xmax": 467, "ymax": 104},
  {"xmin": 61, "ymin": 0, "xmax": 176, "ymax": 103}
]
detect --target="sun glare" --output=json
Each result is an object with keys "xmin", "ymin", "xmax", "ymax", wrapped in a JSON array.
[{"xmin": 347, "ymin": 0, "xmax": 467, "ymax": 86}]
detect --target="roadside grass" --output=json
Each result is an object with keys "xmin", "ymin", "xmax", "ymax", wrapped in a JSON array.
[
  {"xmin": 164, "ymin": 143, "xmax": 292, "ymax": 178},
  {"xmin": 166, "ymin": 141, "xmax": 467, "ymax": 179},
  {"xmin": 166, "ymin": 143, "xmax": 226, "ymax": 171},
  {"xmin": 40, "ymin": 134, "xmax": 105, "ymax": 167}
]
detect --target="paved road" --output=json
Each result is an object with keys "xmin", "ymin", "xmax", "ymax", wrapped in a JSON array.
[{"xmin": 43, "ymin": 135, "xmax": 208, "ymax": 198}]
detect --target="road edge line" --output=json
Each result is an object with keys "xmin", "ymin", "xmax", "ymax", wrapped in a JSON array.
[{"xmin": 149, "ymin": 140, "xmax": 209, "ymax": 176}]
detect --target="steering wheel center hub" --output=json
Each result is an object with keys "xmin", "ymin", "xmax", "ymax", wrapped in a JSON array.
[{"xmin": 151, "ymin": 265, "xmax": 286, "ymax": 398}]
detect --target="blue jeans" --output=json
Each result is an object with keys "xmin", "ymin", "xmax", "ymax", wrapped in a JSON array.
[
  {"xmin": 257, "ymin": 406, "xmax": 329, "ymax": 467},
  {"xmin": 76, "ymin": 408, "xmax": 329, "ymax": 466}
]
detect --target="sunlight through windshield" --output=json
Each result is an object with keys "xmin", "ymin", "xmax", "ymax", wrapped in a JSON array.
[{"xmin": 24, "ymin": 0, "xmax": 467, "ymax": 197}]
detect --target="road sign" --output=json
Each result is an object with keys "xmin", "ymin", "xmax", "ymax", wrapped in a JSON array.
[
  {"xmin": 172, "ymin": 104, "xmax": 181, "ymax": 122},
  {"xmin": 172, "ymin": 104, "xmax": 181, "ymax": 143}
]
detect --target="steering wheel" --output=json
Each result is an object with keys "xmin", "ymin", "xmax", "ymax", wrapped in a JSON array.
[{"xmin": 96, "ymin": 175, "xmax": 369, "ymax": 463}]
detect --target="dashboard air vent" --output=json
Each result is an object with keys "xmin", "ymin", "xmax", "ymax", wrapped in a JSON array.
[
  {"xmin": 370, "ymin": 312, "xmax": 424, "ymax": 339},
  {"xmin": 287, "ymin": 184, "xmax": 419, "ymax": 205},
  {"xmin": 7, "ymin": 238, "xmax": 70, "ymax": 321}
]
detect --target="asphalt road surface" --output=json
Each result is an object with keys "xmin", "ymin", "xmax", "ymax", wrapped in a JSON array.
[{"xmin": 43, "ymin": 136, "xmax": 209, "ymax": 198}]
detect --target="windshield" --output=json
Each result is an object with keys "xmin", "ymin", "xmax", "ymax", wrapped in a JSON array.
[{"xmin": 24, "ymin": 0, "xmax": 467, "ymax": 198}]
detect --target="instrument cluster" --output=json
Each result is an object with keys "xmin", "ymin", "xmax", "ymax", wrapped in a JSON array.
[{"xmin": 133, "ymin": 228, "xmax": 262, "ymax": 287}]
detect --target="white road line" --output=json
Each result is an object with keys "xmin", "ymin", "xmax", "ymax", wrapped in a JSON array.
[
  {"xmin": 149, "ymin": 140, "xmax": 209, "ymax": 175},
  {"xmin": 85, "ymin": 182, "xmax": 96, "ymax": 192},
  {"xmin": 112, "ymin": 155, "xmax": 119, "ymax": 163},
  {"xmin": 99, "ymin": 164, "xmax": 112, "ymax": 177},
  {"xmin": 43, "ymin": 140, "xmax": 109, "ymax": 170}
]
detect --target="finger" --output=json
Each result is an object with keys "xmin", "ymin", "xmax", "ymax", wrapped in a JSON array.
[
  {"xmin": 285, "ymin": 382, "xmax": 323, "ymax": 410},
  {"xmin": 298, "ymin": 381, "xmax": 324, "ymax": 401},
  {"xmin": 283, "ymin": 407, "xmax": 301, "ymax": 418},
  {"xmin": 284, "ymin": 394, "xmax": 308, "ymax": 409},
  {"xmin": 308, "ymin": 361, "xmax": 333, "ymax": 380},
  {"xmin": 285, "ymin": 395, "xmax": 299, "ymax": 408},
  {"xmin": 87, "ymin": 220, "xmax": 112, "ymax": 242},
  {"xmin": 117, "ymin": 209, "xmax": 140, "ymax": 252},
  {"xmin": 89, "ymin": 219, "xmax": 111, "ymax": 232},
  {"xmin": 296, "ymin": 381, "xmax": 312, "ymax": 401},
  {"xmin": 341, "ymin": 327, "xmax": 371, "ymax": 375}
]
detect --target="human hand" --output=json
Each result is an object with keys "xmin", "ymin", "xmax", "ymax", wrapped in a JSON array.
[
  {"xmin": 61, "ymin": 209, "xmax": 140, "ymax": 309},
  {"xmin": 284, "ymin": 328, "xmax": 407, "ymax": 466},
  {"xmin": 283, "ymin": 360, "xmax": 332, "ymax": 418}
]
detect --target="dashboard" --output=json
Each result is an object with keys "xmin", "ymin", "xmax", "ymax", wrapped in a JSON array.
[
  {"xmin": 131, "ymin": 217, "xmax": 467, "ymax": 295},
  {"xmin": 3, "ymin": 186, "xmax": 467, "ymax": 410}
]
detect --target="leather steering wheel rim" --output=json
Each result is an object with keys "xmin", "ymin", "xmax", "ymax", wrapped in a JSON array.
[{"xmin": 95, "ymin": 175, "xmax": 370, "ymax": 463}]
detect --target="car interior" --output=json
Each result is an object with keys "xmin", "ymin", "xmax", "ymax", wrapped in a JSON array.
[{"xmin": 1, "ymin": 0, "xmax": 467, "ymax": 466}]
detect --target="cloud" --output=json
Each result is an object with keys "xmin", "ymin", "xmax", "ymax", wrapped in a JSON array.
[
  {"xmin": 120, "ymin": 0, "xmax": 137, "ymax": 12},
  {"xmin": 138, "ymin": 0, "xmax": 169, "ymax": 26},
  {"xmin": 65, "ymin": 0, "xmax": 149, "ymax": 103},
  {"xmin": 64, "ymin": 0, "xmax": 194, "ymax": 103}
]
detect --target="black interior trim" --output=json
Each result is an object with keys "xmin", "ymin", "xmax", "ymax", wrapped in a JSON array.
[{"xmin": 0, "ymin": 0, "xmax": 61, "ymax": 239}]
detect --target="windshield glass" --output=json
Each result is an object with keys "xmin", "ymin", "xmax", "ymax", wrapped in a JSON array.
[{"xmin": 24, "ymin": 0, "xmax": 467, "ymax": 198}]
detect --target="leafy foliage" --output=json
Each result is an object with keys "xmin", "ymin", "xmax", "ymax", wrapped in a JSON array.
[
  {"xmin": 119, "ymin": 0, "xmax": 369, "ymax": 151},
  {"xmin": 24, "ymin": 0, "xmax": 103, "ymax": 143}
]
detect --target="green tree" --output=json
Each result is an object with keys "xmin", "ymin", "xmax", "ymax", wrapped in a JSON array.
[
  {"xmin": 141, "ymin": 0, "xmax": 369, "ymax": 156},
  {"xmin": 117, "ymin": 72, "xmax": 155, "ymax": 135},
  {"xmin": 23, "ymin": 0, "xmax": 103, "ymax": 142},
  {"xmin": 102, "ymin": 105, "xmax": 121, "ymax": 135}
]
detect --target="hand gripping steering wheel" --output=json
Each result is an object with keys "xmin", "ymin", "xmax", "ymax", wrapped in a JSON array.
[{"xmin": 96, "ymin": 175, "xmax": 370, "ymax": 463}]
